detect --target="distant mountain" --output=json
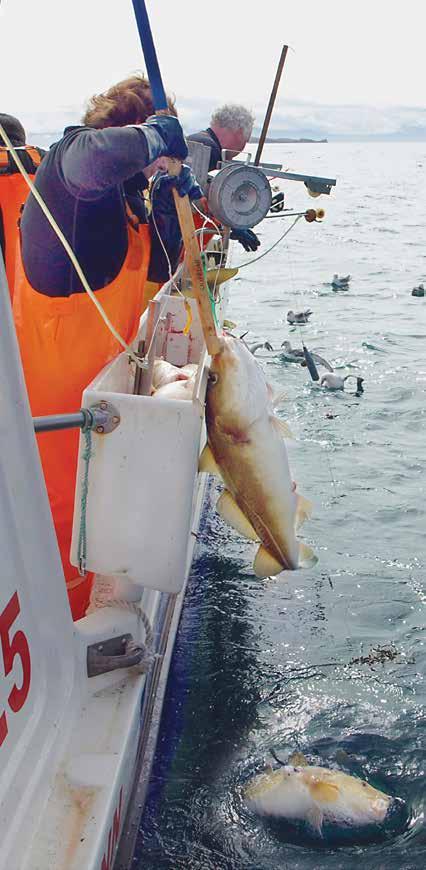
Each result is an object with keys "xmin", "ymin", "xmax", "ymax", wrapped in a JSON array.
[
  {"xmin": 19, "ymin": 96, "xmax": 426, "ymax": 148},
  {"xmin": 250, "ymin": 136, "xmax": 328, "ymax": 144}
]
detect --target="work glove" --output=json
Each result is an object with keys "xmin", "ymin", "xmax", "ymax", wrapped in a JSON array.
[
  {"xmin": 148, "ymin": 166, "xmax": 203, "ymax": 284},
  {"xmin": 151, "ymin": 164, "xmax": 203, "ymax": 204},
  {"xmin": 270, "ymin": 191, "xmax": 285, "ymax": 212},
  {"xmin": 142, "ymin": 114, "xmax": 188, "ymax": 162},
  {"xmin": 230, "ymin": 228, "xmax": 261, "ymax": 252}
]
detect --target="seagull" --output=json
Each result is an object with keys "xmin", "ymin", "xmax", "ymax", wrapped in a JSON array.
[
  {"xmin": 331, "ymin": 273, "xmax": 351, "ymax": 290},
  {"xmin": 412, "ymin": 284, "xmax": 425, "ymax": 297},
  {"xmin": 281, "ymin": 341, "xmax": 333, "ymax": 372},
  {"xmin": 248, "ymin": 341, "xmax": 274, "ymax": 355},
  {"xmin": 320, "ymin": 373, "xmax": 364, "ymax": 393},
  {"xmin": 287, "ymin": 309, "xmax": 313, "ymax": 324}
]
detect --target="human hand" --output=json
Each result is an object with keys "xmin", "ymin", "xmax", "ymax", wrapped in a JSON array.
[
  {"xmin": 153, "ymin": 165, "xmax": 203, "ymax": 202},
  {"xmin": 230, "ymin": 228, "xmax": 261, "ymax": 252},
  {"xmin": 143, "ymin": 115, "xmax": 188, "ymax": 161}
]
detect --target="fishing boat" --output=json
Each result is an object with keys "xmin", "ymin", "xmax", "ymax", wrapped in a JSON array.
[
  {"xmin": 0, "ymin": 218, "xmax": 238, "ymax": 869},
  {"xmin": 0, "ymin": 3, "xmax": 339, "ymax": 865}
]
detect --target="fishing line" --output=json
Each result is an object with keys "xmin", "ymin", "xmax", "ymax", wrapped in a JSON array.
[{"xmin": 233, "ymin": 215, "xmax": 303, "ymax": 270}]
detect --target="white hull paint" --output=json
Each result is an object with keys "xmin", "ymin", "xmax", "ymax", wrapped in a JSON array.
[{"xmin": 0, "ymin": 247, "xmax": 233, "ymax": 869}]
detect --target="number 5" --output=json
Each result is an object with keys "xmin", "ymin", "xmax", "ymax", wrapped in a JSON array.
[{"xmin": 0, "ymin": 592, "xmax": 31, "ymax": 714}]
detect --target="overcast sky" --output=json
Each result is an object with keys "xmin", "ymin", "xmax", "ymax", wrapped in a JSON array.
[{"xmin": 2, "ymin": 0, "xmax": 426, "ymax": 139}]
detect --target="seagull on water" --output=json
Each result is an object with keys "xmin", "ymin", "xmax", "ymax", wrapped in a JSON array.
[
  {"xmin": 331, "ymin": 273, "xmax": 351, "ymax": 290},
  {"xmin": 320, "ymin": 373, "xmax": 364, "ymax": 393},
  {"xmin": 287, "ymin": 309, "xmax": 313, "ymax": 324},
  {"xmin": 281, "ymin": 341, "xmax": 333, "ymax": 372}
]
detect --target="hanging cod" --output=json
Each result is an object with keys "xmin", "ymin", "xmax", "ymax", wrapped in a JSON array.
[{"xmin": 200, "ymin": 334, "xmax": 317, "ymax": 577}]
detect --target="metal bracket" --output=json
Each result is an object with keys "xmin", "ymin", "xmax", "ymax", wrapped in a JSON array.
[
  {"xmin": 218, "ymin": 159, "xmax": 336, "ymax": 194},
  {"xmin": 89, "ymin": 400, "xmax": 121, "ymax": 435},
  {"xmin": 87, "ymin": 633, "xmax": 145, "ymax": 677}
]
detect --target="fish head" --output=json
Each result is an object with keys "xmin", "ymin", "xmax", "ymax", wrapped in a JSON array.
[
  {"xmin": 207, "ymin": 334, "xmax": 270, "ymax": 429},
  {"xmin": 324, "ymin": 771, "xmax": 393, "ymax": 824}
]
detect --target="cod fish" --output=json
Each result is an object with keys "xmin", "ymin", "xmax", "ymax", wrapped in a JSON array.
[
  {"xmin": 152, "ymin": 359, "xmax": 191, "ymax": 390},
  {"xmin": 244, "ymin": 754, "xmax": 394, "ymax": 835},
  {"xmin": 201, "ymin": 334, "xmax": 316, "ymax": 577}
]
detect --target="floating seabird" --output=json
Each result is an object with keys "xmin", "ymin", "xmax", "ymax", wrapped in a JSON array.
[
  {"xmin": 287, "ymin": 309, "xmax": 313, "ymax": 324},
  {"xmin": 248, "ymin": 341, "xmax": 274, "ymax": 355},
  {"xmin": 320, "ymin": 373, "xmax": 364, "ymax": 393},
  {"xmin": 412, "ymin": 284, "xmax": 425, "ymax": 297},
  {"xmin": 281, "ymin": 340, "xmax": 333, "ymax": 372},
  {"xmin": 331, "ymin": 273, "xmax": 351, "ymax": 290}
]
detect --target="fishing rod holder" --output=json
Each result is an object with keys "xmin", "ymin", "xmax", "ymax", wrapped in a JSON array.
[{"xmin": 33, "ymin": 400, "xmax": 120, "ymax": 435}]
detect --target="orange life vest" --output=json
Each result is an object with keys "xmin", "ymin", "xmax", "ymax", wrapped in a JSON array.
[
  {"xmin": 13, "ymin": 216, "xmax": 151, "ymax": 620},
  {"xmin": 0, "ymin": 146, "xmax": 42, "ymax": 299}
]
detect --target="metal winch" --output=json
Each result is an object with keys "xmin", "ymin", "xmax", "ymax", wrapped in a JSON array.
[{"xmin": 207, "ymin": 163, "xmax": 272, "ymax": 229}]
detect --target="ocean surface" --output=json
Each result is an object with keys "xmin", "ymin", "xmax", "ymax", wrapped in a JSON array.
[{"xmin": 137, "ymin": 143, "xmax": 426, "ymax": 869}]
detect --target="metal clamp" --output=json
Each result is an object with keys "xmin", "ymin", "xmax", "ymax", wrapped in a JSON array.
[
  {"xmin": 87, "ymin": 633, "xmax": 145, "ymax": 677},
  {"xmin": 89, "ymin": 400, "xmax": 121, "ymax": 435}
]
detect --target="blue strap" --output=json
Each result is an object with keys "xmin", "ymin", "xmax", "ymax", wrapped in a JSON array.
[{"xmin": 130, "ymin": 0, "xmax": 169, "ymax": 111}]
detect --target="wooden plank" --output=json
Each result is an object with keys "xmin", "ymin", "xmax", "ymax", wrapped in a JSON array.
[{"xmin": 170, "ymin": 181, "xmax": 222, "ymax": 357}]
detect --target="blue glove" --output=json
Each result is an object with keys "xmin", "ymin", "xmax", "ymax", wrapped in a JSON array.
[
  {"xmin": 151, "ymin": 165, "xmax": 203, "ymax": 205},
  {"xmin": 270, "ymin": 191, "xmax": 285, "ymax": 213},
  {"xmin": 142, "ymin": 115, "xmax": 188, "ymax": 162},
  {"xmin": 230, "ymin": 228, "xmax": 261, "ymax": 252}
]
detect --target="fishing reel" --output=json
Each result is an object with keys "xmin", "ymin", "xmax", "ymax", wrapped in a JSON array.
[{"xmin": 208, "ymin": 163, "xmax": 272, "ymax": 229}]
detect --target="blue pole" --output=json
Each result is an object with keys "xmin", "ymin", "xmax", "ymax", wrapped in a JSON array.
[{"xmin": 130, "ymin": 0, "xmax": 169, "ymax": 111}]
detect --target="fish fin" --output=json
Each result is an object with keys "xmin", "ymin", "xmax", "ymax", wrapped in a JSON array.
[
  {"xmin": 206, "ymin": 267, "xmax": 239, "ymax": 287},
  {"xmin": 216, "ymin": 491, "xmax": 259, "ymax": 541},
  {"xmin": 306, "ymin": 806, "xmax": 324, "ymax": 836},
  {"xmin": 199, "ymin": 444, "xmax": 222, "ymax": 478},
  {"xmin": 254, "ymin": 545, "xmax": 285, "ymax": 579},
  {"xmin": 295, "ymin": 495, "xmax": 314, "ymax": 530},
  {"xmin": 298, "ymin": 542, "xmax": 318, "ymax": 568},
  {"xmin": 309, "ymin": 780, "xmax": 340, "ymax": 803},
  {"xmin": 270, "ymin": 415, "xmax": 294, "ymax": 440},
  {"xmin": 272, "ymin": 391, "xmax": 287, "ymax": 409},
  {"xmin": 288, "ymin": 751, "xmax": 309, "ymax": 767}
]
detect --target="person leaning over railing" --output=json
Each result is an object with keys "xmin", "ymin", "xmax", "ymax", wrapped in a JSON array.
[
  {"xmin": 188, "ymin": 104, "xmax": 261, "ymax": 253},
  {"xmin": 12, "ymin": 73, "xmax": 202, "ymax": 621}
]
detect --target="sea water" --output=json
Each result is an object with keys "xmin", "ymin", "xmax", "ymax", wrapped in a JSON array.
[{"xmin": 137, "ymin": 143, "xmax": 426, "ymax": 869}]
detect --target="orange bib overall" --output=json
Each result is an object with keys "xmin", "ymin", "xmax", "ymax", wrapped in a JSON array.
[
  {"xmin": 13, "ymin": 219, "xmax": 150, "ymax": 619},
  {"xmin": 0, "ymin": 146, "xmax": 42, "ymax": 299}
]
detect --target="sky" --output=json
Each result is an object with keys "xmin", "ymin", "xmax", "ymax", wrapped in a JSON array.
[{"xmin": 2, "ymin": 0, "xmax": 426, "ymax": 140}]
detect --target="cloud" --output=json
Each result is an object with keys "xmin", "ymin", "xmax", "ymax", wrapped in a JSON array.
[{"xmin": 23, "ymin": 98, "xmax": 426, "ymax": 148}]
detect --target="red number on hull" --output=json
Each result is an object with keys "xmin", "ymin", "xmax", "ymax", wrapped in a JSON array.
[{"xmin": 0, "ymin": 591, "xmax": 31, "ymax": 747}]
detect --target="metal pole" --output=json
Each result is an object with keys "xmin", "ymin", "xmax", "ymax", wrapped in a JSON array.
[
  {"xmin": 33, "ymin": 411, "xmax": 92, "ymax": 433},
  {"xmin": 254, "ymin": 45, "xmax": 289, "ymax": 166},
  {"xmin": 130, "ymin": 0, "xmax": 169, "ymax": 109}
]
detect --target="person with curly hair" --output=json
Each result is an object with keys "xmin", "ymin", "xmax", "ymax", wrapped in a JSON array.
[{"xmin": 13, "ymin": 73, "xmax": 202, "ymax": 621}]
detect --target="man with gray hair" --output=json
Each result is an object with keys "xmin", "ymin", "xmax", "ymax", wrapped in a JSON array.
[
  {"xmin": 188, "ymin": 104, "xmax": 260, "ymax": 252},
  {"xmin": 188, "ymin": 103, "xmax": 255, "ymax": 172}
]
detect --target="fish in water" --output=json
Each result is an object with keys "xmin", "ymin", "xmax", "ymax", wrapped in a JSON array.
[
  {"xmin": 244, "ymin": 752, "xmax": 395, "ymax": 836},
  {"xmin": 287, "ymin": 309, "xmax": 313, "ymax": 324},
  {"xmin": 201, "ymin": 334, "xmax": 316, "ymax": 577}
]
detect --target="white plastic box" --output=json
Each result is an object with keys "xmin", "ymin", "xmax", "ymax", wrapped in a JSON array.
[{"xmin": 70, "ymin": 295, "xmax": 207, "ymax": 594}]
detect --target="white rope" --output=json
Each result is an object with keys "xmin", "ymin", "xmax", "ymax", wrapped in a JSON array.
[
  {"xmin": 105, "ymin": 598, "xmax": 156, "ymax": 673},
  {"xmin": 0, "ymin": 122, "xmax": 145, "ymax": 369}
]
